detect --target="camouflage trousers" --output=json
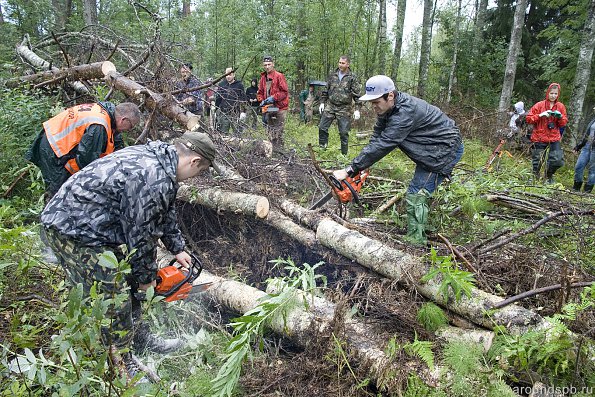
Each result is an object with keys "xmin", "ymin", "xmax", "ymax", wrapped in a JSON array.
[
  {"xmin": 265, "ymin": 109, "xmax": 286, "ymax": 149},
  {"xmin": 45, "ymin": 228, "xmax": 139, "ymax": 348},
  {"xmin": 318, "ymin": 106, "xmax": 352, "ymax": 154}
]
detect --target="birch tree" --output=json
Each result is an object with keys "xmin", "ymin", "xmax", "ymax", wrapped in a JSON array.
[
  {"xmin": 82, "ymin": 0, "xmax": 98, "ymax": 27},
  {"xmin": 417, "ymin": 0, "xmax": 434, "ymax": 98},
  {"xmin": 51, "ymin": 0, "xmax": 72, "ymax": 32},
  {"xmin": 376, "ymin": 0, "xmax": 388, "ymax": 73},
  {"xmin": 567, "ymin": 0, "xmax": 595, "ymax": 146},
  {"xmin": 498, "ymin": 0, "xmax": 528, "ymax": 113},
  {"xmin": 390, "ymin": 0, "xmax": 407, "ymax": 81},
  {"xmin": 446, "ymin": 0, "xmax": 462, "ymax": 104}
]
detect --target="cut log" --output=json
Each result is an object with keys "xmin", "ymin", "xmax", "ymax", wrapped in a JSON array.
[
  {"xmin": 177, "ymin": 185, "xmax": 269, "ymax": 219},
  {"xmin": 14, "ymin": 35, "xmax": 89, "ymax": 94}
]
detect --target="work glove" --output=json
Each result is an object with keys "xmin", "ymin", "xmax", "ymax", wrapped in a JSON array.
[
  {"xmin": 353, "ymin": 110, "xmax": 360, "ymax": 120},
  {"xmin": 239, "ymin": 112, "xmax": 246, "ymax": 121},
  {"xmin": 539, "ymin": 111, "xmax": 550, "ymax": 118},
  {"xmin": 551, "ymin": 110, "xmax": 562, "ymax": 119},
  {"xmin": 319, "ymin": 103, "xmax": 325, "ymax": 114},
  {"xmin": 259, "ymin": 96, "xmax": 274, "ymax": 107}
]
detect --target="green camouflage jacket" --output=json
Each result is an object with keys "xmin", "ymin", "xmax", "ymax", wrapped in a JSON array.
[
  {"xmin": 321, "ymin": 68, "xmax": 362, "ymax": 111},
  {"xmin": 41, "ymin": 141, "xmax": 185, "ymax": 284}
]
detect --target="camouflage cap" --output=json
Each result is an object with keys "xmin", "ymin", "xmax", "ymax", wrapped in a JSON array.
[{"xmin": 176, "ymin": 132, "xmax": 222, "ymax": 174}]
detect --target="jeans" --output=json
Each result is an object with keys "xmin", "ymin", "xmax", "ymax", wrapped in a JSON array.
[
  {"xmin": 574, "ymin": 143, "xmax": 595, "ymax": 185},
  {"xmin": 407, "ymin": 142, "xmax": 464, "ymax": 194}
]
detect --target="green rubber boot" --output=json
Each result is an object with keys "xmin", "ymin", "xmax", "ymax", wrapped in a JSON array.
[{"xmin": 405, "ymin": 191, "xmax": 430, "ymax": 245}]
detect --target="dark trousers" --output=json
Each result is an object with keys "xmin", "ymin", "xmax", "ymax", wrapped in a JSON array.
[{"xmin": 532, "ymin": 141, "xmax": 564, "ymax": 176}]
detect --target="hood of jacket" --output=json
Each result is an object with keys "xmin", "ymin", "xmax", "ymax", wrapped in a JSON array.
[{"xmin": 514, "ymin": 101, "xmax": 525, "ymax": 115}]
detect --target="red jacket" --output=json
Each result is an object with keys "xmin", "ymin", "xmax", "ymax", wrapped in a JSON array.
[
  {"xmin": 257, "ymin": 70, "xmax": 289, "ymax": 111},
  {"xmin": 526, "ymin": 83, "xmax": 568, "ymax": 143}
]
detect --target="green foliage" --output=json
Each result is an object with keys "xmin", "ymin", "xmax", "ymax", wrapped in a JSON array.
[
  {"xmin": 210, "ymin": 258, "xmax": 326, "ymax": 397},
  {"xmin": 490, "ymin": 286, "xmax": 595, "ymax": 388},
  {"xmin": 0, "ymin": 252, "xmax": 161, "ymax": 395},
  {"xmin": 386, "ymin": 333, "xmax": 435, "ymax": 371},
  {"xmin": 0, "ymin": 88, "xmax": 57, "ymax": 205},
  {"xmin": 421, "ymin": 248, "xmax": 475, "ymax": 303},
  {"xmin": 416, "ymin": 302, "xmax": 448, "ymax": 333}
]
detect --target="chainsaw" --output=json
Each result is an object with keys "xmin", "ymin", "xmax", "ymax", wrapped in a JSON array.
[
  {"xmin": 155, "ymin": 252, "xmax": 212, "ymax": 302},
  {"xmin": 309, "ymin": 169, "xmax": 369, "ymax": 210}
]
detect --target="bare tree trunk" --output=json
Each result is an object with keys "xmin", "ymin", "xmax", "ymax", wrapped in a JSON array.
[
  {"xmin": 467, "ymin": 0, "xmax": 488, "ymax": 98},
  {"xmin": 376, "ymin": 0, "xmax": 388, "ymax": 73},
  {"xmin": 51, "ymin": 0, "xmax": 72, "ymax": 31},
  {"xmin": 0, "ymin": 3, "xmax": 4, "ymax": 24},
  {"xmin": 82, "ymin": 0, "xmax": 98, "ymax": 26},
  {"xmin": 182, "ymin": 0, "xmax": 191, "ymax": 17},
  {"xmin": 349, "ymin": 2, "xmax": 364, "ymax": 57},
  {"xmin": 498, "ymin": 0, "xmax": 528, "ymax": 113},
  {"xmin": 390, "ymin": 0, "xmax": 406, "ymax": 81},
  {"xmin": 417, "ymin": 0, "xmax": 433, "ymax": 98},
  {"xmin": 567, "ymin": 0, "xmax": 595, "ymax": 147},
  {"xmin": 446, "ymin": 0, "xmax": 462, "ymax": 104}
]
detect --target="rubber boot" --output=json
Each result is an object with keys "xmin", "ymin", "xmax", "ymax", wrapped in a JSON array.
[
  {"xmin": 133, "ymin": 322, "xmax": 185, "ymax": 354},
  {"xmin": 545, "ymin": 171, "xmax": 555, "ymax": 184},
  {"xmin": 340, "ymin": 142, "xmax": 348, "ymax": 156},
  {"xmin": 585, "ymin": 184, "xmax": 594, "ymax": 193},
  {"xmin": 39, "ymin": 225, "xmax": 58, "ymax": 264},
  {"xmin": 318, "ymin": 128, "xmax": 328, "ymax": 149},
  {"xmin": 405, "ymin": 192, "xmax": 430, "ymax": 245},
  {"xmin": 573, "ymin": 181, "xmax": 583, "ymax": 191}
]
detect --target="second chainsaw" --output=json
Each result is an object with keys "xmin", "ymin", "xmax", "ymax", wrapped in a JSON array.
[{"xmin": 310, "ymin": 169, "xmax": 369, "ymax": 210}]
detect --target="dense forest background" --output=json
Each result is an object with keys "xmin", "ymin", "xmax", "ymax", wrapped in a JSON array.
[{"xmin": 1, "ymin": 0, "xmax": 594, "ymax": 140}]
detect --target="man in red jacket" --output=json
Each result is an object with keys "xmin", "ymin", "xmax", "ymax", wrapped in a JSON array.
[
  {"xmin": 526, "ymin": 83, "xmax": 568, "ymax": 182},
  {"xmin": 257, "ymin": 55, "xmax": 289, "ymax": 149}
]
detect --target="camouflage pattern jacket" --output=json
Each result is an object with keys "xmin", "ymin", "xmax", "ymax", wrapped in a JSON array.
[
  {"xmin": 321, "ymin": 68, "xmax": 361, "ymax": 113},
  {"xmin": 41, "ymin": 141, "xmax": 185, "ymax": 285}
]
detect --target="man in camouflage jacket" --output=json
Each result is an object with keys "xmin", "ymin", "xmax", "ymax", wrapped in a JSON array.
[
  {"xmin": 318, "ymin": 55, "xmax": 362, "ymax": 155},
  {"xmin": 41, "ymin": 133, "xmax": 218, "ymax": 357}
]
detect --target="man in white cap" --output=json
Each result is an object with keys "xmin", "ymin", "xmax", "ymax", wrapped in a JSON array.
[{"xmin": 332, "ymin": 75, "xmax": 464, "ymax": 244}]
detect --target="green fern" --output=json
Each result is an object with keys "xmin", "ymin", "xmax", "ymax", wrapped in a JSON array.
[
  {"xmin": 403, "ymin": 333, "xmax": 435, "ymax": 371},
  {"xmin": 416, "ymin": 302, "xmax": 448, "ymax": 332},
  {"xmin": 442, "ymin": 341, "xmax": 482, "ymax": 377},
  {"xmin": 421, "ymin": 248, "xmax": 475, "ymax": 302}
]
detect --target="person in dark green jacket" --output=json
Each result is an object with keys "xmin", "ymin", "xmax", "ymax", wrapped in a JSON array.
[{"xmin": 25, "ymin": 101, "xmax": 141, "ymax": 199}]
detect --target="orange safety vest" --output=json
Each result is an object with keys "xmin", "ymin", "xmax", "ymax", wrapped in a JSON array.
[{"xmin": 43, "ymin": 103, "xmax": 114, "ymax": 174}]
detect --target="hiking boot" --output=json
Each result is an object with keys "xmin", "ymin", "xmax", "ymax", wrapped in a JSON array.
[
  {"xmin": 122, "ymin": 352, "xmax": 150, "ymax": 384},
  {"xmin": 133, "ymin": 324, "xmax": 185, "ymax": 354}
]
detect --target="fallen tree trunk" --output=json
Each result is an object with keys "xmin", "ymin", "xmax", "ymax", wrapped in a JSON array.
[
  {"xmin": 101, "ymin": 62, "xmax": 200, "ymax": 131},
  {"xmin": 13, "ymin": 35, "xmax": 89, "ymax": 94},
  {"xmin": 221, "ymin": 136, "xmax": 273, "ymax": 158},
  {"xmin": 5, "ymin": 61, "xmax": 111, "ymax": 88},
  {"xmin": 155, "ymin": 252, "xmax": 439, "ymax": 389}
]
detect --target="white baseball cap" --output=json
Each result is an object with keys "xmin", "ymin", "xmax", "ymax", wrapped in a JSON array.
[{"xmin": 359, "ymin": 75, "xmax": 396, "ymax": 101}]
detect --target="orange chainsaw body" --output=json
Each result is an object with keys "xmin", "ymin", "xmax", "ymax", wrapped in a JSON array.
[
  {"xmin": 156, "ymin": 266, "xmax": 193, "ymax": 302},
  {"xmin": 332, "ymin": 170, "xmax": 369, "ymax": 204}
]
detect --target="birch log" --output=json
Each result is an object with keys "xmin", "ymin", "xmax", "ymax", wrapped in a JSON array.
[
  {"xmin": 177, "ymin": 185, "xmax": 269, "ymax": 219},
  {"xmin": 5, "ymin": 61, "xmax": 111, "ymax": 88},
  {"xmin": 14, "ymin": 36, "xmax": 89, "ymax": 94},
  {"xmin": 221, "ymin": 136, "xmax": 273, "ymax": 158},
  {"xmin": 278, "ymin": 199, "xmax": 546, "ymax": 334},
  {"xmin": 154, "ymin": 252, "xmax": 439, "ymax": 389}
]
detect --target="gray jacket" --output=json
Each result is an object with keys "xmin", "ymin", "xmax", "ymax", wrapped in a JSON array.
[
  {"xmin": 351, "ymin": 92, "xmax": 462, "ymax": 175},
  {"xmin": 41, "ymin": 141, "xmax": 185, "ymax": 284}
]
